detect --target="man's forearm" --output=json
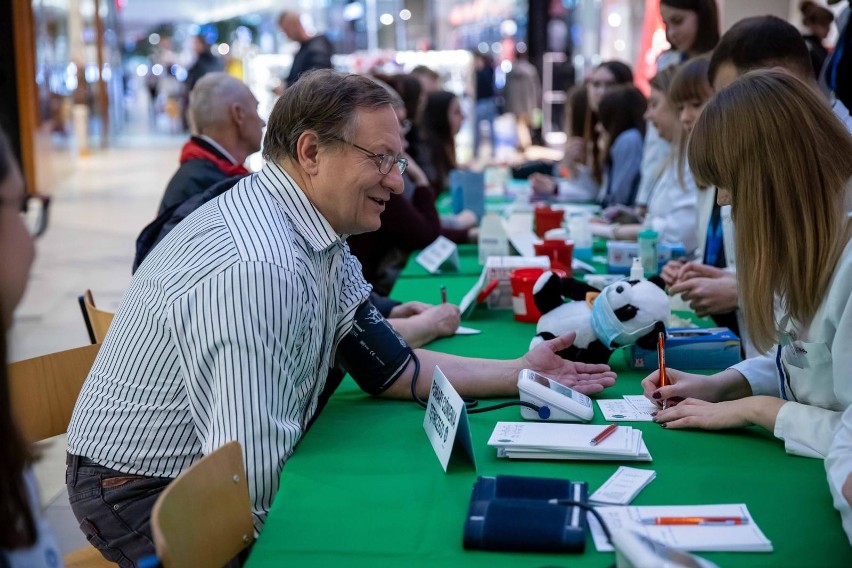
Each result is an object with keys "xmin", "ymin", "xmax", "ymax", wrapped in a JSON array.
[{"xmin": 381, "ymin": 349, "xmax": 520, "ymax": 399}]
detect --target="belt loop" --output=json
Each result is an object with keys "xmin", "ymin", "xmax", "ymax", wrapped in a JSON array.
[{"xmin": 66, "ymin": 453, "xmax": 80, "ymax": 485}]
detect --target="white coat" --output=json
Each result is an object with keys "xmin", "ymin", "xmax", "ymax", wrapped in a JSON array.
[
  {"xmin": 732, "ymin": 236, "xmax": 852, "ymax": 459},
  {"xmin": 644, "ymin": 158, "xmax": 699, "ymax": 256},
  {"xmin": 826, "ymin": 405, "xmax": 852, "ymax": 546}
]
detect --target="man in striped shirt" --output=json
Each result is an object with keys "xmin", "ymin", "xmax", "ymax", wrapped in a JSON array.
[{"xmin": 66, "ymin": 70, "xmax": 616, "ymax": 567}]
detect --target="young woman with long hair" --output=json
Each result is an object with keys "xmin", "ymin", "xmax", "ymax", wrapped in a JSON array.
[
  {"xmin": 643, "ymin": 70, "xmax": 852, "ymax": 460},
  {"xmin": 595, "ymin": 85, "xmax": 647, "ymax": 207}
]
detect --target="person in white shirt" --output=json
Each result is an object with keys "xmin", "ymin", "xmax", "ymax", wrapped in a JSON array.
[
  {"xmin": 591, "ymin": 64, "xmax": 699, "ymax": 256},
  {"xmin": 641, "ymin": 70, "xmax": 852, "ymax": 460},
  {"xmin": 661, "ymin": 15, "xmax": 852, "ymax": 345},
  {"xmin": 826, "ymin": 405, "xmax": 852, "ymax": 545},
  {"xmin": 66, "ymin": 70, "xmax": 617, "ymax": 567}
]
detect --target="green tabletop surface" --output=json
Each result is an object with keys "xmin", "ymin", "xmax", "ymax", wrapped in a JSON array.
[{"xmin": 246, "ymin": 277, "xmax": 851, "ymax": 567}]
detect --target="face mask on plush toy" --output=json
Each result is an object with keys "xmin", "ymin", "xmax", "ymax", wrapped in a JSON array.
[{"xmin": 530, "ymin": 272, "xmax": 671, "ymax": 365}]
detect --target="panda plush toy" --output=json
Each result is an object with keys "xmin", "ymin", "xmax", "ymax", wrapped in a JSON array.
[{"xmin": 530, "ymin": 271, "xmax": 671, "ymax": 365}]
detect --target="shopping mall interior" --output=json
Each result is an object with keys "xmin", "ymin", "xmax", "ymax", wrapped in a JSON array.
[{"xmin": 0, "ymin": 0, "xmax": 840, "ymax": 562}]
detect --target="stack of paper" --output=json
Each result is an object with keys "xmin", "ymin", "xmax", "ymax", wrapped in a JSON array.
[
  {"xmin": 589, "ymin": 466, "xmax": 656, "ymax": 505},
  {"xmin": 487, "ymin": 422, "xmax": 652, "ymax": 461},
  {"xmin": 597, "ymin": 395, "xmax": 658, "ymax": 422},
  {"xmin": 589, "ymin": 504, "xmax": 773, "ymax": 553}
]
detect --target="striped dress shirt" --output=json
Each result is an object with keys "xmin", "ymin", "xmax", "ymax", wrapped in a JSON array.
[{"xmin": 67, "ymin": 162, "xmax": 371, "ymax": 530}]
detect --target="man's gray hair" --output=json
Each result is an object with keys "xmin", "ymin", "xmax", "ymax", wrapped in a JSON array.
[
  {"xmin": 188, "ymin": 72, "xmax": 252, "ymax": 134},
  {"xmin": 263, "ymin": 69, "xmax": 393, "ymax": 163}
]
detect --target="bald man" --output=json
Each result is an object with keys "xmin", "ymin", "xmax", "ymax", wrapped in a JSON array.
[{"xmin": 277, "ymin": 10, "xmax": 334, "ymax": 90}]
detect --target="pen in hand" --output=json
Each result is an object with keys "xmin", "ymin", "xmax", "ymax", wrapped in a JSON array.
[
  {"xmin": 657, "ymin": 331, "xmax": 668, "ymax": 410},
  {"xmin": 590, "ymin": 423, "xmax": 618, "ymax": 446},
  {"xmin": 440, "ymin": 285, "xmax": 447, "ymax": 304}
]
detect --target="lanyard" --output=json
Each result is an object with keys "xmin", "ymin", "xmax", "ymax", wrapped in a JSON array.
[
  {"xmin": 775, "ymin": 345, "xmax": 789, "ymax": 401},
  {"xmin": 703, "ymin": 201, "xmax": 725, "ymax": 267}
]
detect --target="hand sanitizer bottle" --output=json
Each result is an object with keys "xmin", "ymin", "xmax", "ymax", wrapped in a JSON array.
[
  {"xmin": 567, "ymin": 213, "xmax": 593, "ymax": 261},
  {"xmin": 630, "ymin": 257, "xmax": 644, "ymax": 281}
]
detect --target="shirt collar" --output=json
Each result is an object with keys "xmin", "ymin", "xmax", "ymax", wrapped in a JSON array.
[
  {"xmin": 259, "ymin": 161, "xmax": 343, "ymax": 252},
  {"xmin": 198, "ymin": 134, "xmax": 239, "ymax": 165}
]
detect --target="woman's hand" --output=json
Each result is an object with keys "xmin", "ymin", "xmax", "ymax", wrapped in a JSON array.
[
  {"xmin": 653, "ymin": 396, "xmax": 786, "ymax": 433},
  {"xmin": 660, "ymin": 260, "xmax": 685, "ymax": 288},
  {"xmin": 653, "ymin": 398, "xmax": 754, "ymax": 430},
  {"xmin": 529, "ymin": 173, "xmax": 557, "ymax": 195},
  {"xmin": 641, "ymin": 367, "xmax": 753, "ymax": 407}
]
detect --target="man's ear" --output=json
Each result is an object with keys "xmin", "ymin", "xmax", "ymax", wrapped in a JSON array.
[
  {"xmin": 229, "ymin": 102, "xmax": 246, "ymax": 127},
  {"xmin": 295, "ymin": 130, "xmax": 321, "ymax": 175}
]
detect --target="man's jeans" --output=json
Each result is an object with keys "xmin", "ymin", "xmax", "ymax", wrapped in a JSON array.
[{"xmin": 66, "ymin": 453, "xmax": 171, "ymax": 568}]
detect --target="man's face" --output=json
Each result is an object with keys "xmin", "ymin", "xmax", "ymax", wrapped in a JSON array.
[
  {"xmin": 312, "ymin": 106, "xmax": 405, "ymax": 235},
  {"xmin": 280, "ymin": 15, "xmax": 302, "ymax": 41},
  {"xmin": 240, "ymin": 91, "xmax": 266, "ymax": 154},
  {"xmin": 712, "ymin": 61, "xmax": 740, "ymax": 91}
]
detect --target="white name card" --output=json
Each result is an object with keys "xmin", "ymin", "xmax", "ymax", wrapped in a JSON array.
[
  {"xmin": 423, "ymin": 366, "xmax": 476, "ymax": 472},
  {"xmin": 415, "ymin": 236, "xmax": 459, "ymax": 274}
]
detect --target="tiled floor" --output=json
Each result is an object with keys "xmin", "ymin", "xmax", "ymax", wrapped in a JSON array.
[{"xmin": 13, "ymin": 99, "xmax": 186, "ymax": 552}]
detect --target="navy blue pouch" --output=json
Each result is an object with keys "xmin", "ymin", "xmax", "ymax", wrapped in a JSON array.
[{"xmin": 463, "ymin": 475, "xmax": 588, "ymax": 552}]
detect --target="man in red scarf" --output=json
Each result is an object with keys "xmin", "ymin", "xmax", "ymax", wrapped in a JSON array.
[{"xmin": 157, "ymin": 72, "xmax": 265, "ymax": 214}]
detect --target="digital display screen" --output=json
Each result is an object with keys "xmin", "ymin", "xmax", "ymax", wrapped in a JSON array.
[{"xmin": 530, "ymin": 373, "xmax": 591, "ymax": 406}]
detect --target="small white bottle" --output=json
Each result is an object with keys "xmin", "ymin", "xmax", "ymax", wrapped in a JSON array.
[
  {"xmin": 478, "ymin": 213, "xmax": 510, "ymax": 264},
  {"xmin": 567, "ymin": 213, "xmax": 593, "ymax": 261},
  {"xmin": 630, "ymin": 257, "xmax": 644, "ymax": 281}
]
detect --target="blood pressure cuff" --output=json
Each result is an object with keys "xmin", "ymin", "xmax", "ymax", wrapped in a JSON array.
[
  {"xmin": 336, "ymin": 301, "xmax": 413, "ymax": 396},
  {"xmin": 463, "ymin": 475, "xmax": 588, "ymax": 553}
]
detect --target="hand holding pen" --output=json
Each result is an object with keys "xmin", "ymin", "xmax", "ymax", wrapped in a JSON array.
[{"xmin": 657, "ymin": 332, "xmax": 668, "ymax": 410}]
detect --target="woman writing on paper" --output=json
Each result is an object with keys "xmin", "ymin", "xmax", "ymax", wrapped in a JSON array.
[{"xmin": 642, "ymin": 70, "xmax": 852, "ymax": 460}]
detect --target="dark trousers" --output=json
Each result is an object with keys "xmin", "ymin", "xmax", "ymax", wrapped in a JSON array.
[{"xmin": 66, "ymin": 453, "xmax": 172, "ymax": 568}]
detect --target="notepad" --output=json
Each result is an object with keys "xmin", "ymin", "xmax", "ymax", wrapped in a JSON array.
[
  {"xmin": 589, "ymin": 467, "xmax": 656, "ymax": 505},
  {"xmin": 589, "ymin": 504, "xmax": 773, "ymax": 553},
  {"xmin": 597, "ymin": 396, "xmax": 658, "ymax": 422},
  {"xmin": 488, "ymin": 422, "xmax": 652, "ymax": 461}
]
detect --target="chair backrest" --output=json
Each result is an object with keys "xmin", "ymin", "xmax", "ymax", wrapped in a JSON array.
[
  {"xmin": 151, "ymin": 441, "xmax": 255, "ymax": 568},
  {"xmin": 78, "ymin": 289, "xmax": 115, "ymax": 344},
  {"xmin": 8, "ymin": 343, "xmax": 100, "ymax": 442}
]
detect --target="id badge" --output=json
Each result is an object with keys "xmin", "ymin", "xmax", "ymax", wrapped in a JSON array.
[{"xmin": 779, "ymin": 331, "xmax": 808, "ymax": 369}]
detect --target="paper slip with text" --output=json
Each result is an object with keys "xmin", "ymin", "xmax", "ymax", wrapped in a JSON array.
[
  {"xmin": 488, "ymin": 422, "xmax": 650, "ymax": 460},
  {"xmin": 589, "ymin": 504, "xmax": 772, "ymax": 553},
  {"xmin": 589, "ymin": 466, "xmax": 656, "ymax": 505},
  {"xmin": 597, "ymin": 396, "xmax": 658, "ymax": 422}
]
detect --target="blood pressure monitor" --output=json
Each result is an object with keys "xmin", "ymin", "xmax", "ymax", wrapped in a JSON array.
[{"xmin": 517, "ymin": 369, "xmax": 595, "ymax": 422}]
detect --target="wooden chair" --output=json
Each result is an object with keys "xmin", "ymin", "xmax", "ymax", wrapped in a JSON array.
[
  {"xmin": 7, "ymin": 343, "xmax": 116, "ymax": 567},
  {"xmin": 77, "ymin": 290, "xmax": 114, "ymax": 344},
  {"xmin": 151, "ymin": 441, "xmax": 254, "ymax": 568}
]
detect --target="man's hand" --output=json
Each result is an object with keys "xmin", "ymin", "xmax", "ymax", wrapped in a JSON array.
[
  {"xmin": 669, "ymin": 274, "xmax": 738, "ymax": 316},
  {"xmin": 520, "ymin": 332, "xmax": 616, "ymax": 395},
  {"xmin": 389, "ymin": 301, "xmax": 431, "ymax": 319},
  {"xmin": 415, "ymin": 303, "xmax": 461, "ymax": 338}
]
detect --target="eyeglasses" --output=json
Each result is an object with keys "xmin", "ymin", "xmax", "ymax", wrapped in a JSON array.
[
  {"xmin": 332, "ymin": 137, "xmax": 408, "ymax": 175},
  {"xmin": 1, "ymin": 193, "xmax": 51, "ymax": 238}
]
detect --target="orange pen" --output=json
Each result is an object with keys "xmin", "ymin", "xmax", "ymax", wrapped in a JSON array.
[
  {"xmin": 589, "ymin": 423, "xmax": 618, "ymax": 446},
  {"xmin": 657, "ymin": 332, "xmax": 668, "ymax": 410},
  {"xmin": 641, "ymin": 516, "xmax": 749, "ymax": 526}
]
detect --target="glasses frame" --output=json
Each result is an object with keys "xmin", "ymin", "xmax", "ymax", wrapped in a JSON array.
[
  {"xmin": 4, "ymin": 193, "xmax": 51, "ymax": 238},
  {"xmin": 332, "ymin": 137, "xmax": 408, "ymax": 176}
]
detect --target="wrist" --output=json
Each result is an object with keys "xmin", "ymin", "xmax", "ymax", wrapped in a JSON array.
[
  {"xmin": 715, "ymin": 369, "xmax": 753, "ymax": 401},
  {"xmin": 743, "ymin": 396, "xmax": 786, "ymax": 431}
]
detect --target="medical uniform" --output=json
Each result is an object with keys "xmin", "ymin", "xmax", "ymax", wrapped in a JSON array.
[
  {"xmin": 732, "ymin": 236, "xmax": 852, "ymax": 459},
  {"xmin": 826, "ymin": 405, "xmax": 852, "ymax": 546}
]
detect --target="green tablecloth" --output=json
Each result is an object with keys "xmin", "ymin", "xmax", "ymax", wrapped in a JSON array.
[{"xmin": 246, "ymin": 276, "xmax": 851, "ymax": 567}]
